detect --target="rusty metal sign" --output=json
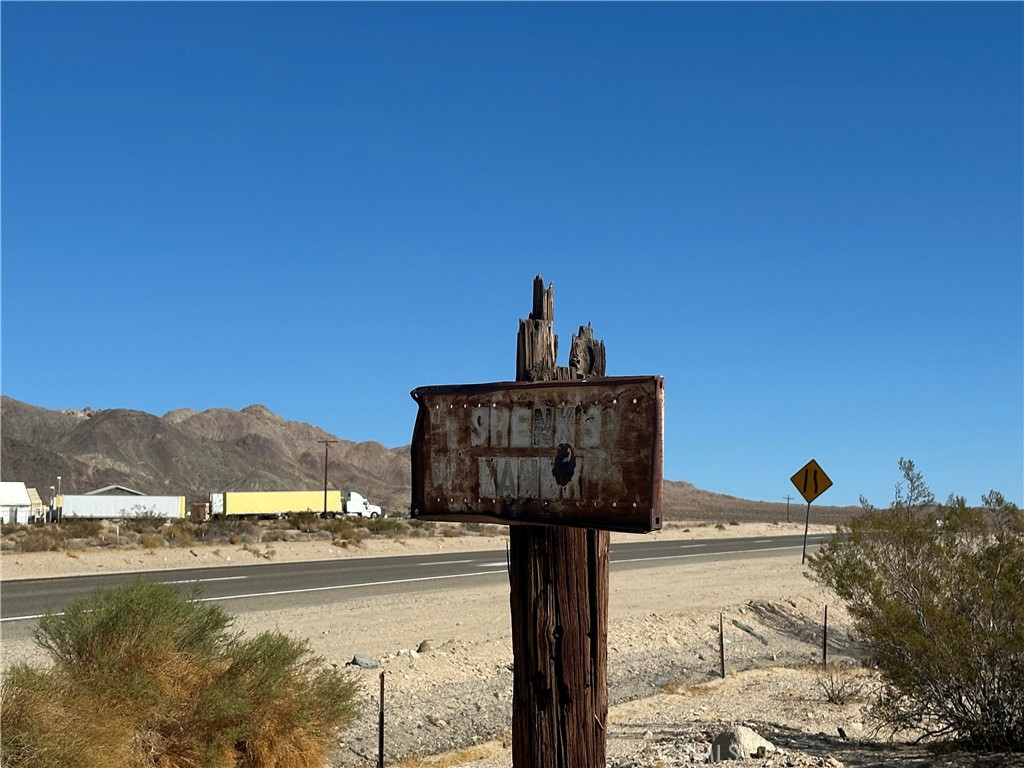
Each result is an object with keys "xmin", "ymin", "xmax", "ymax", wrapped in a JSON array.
[{"xmin": 410, "ymin": 376, "xmax": 664, "ymax": 533}]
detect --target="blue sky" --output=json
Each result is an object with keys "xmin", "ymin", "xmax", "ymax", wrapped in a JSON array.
[{"xmin": 2, "ymin": 3, "xmax": 1021, "ymax": 508}]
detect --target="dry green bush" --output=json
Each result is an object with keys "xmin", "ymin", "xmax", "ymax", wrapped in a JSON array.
[
  {"xmin": 164, "ymin": 520, "xmax": 195, "ymax": 547},
  {"xmin": 810, "ymin": 459, "xmax": 1023, "ymax": 749},
  {"xmin": 116, "ymin": 510, "xmax": 168, "ymax": 533},
  {"xmin": 364, "ymin": 517, "xmax": 409, "ymax": 536},
  {"xmin": 203, "ymin": 519, "xmax": 261, "ymax": 544},
  {"xmin": 408, "ymin": 519, "xmax": 435, "ymax": 534},
  {"xmin": 56, "ymin": 519, "xmax": 103, "ymax": 539},
  {"xmin": 0, "ymin": 580, "xmax": 360, "ymax": 768},
  {"xmin": 17, "ymin": 530, "xmax": 61, "ymax": 553},
  {"xmin": 139, "ymin": 532, "xmax": 164, "ymax": 549},
  {"xmin": 323, "ymin": 519, "xmax": 365, "ymax": 545},
  {"xmin": 289, "ymin": 512, "xmax": 320, "ymax": 533}
]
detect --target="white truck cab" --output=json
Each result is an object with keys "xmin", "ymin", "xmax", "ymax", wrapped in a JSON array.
[{"xmin": 344, "ymin": 490, "xmax": 382, "ymax": 518}]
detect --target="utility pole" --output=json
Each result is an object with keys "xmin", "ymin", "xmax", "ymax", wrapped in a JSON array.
[
  {"xmin": 785, "ymin": 494, "xmax": 793, "ymax": 523},
  {"xmin": 318, "ymin": 438, "xmax": 338, "ymax": 517}
]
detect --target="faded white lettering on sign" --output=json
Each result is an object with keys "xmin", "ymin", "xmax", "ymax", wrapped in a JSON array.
[
  {"xmin": 478, "ymin": 457, "xmax": 583, "ymax": 500},
  {"xmin": 469, "ymin": 405, "xmax": 601, "ymax": 449}
]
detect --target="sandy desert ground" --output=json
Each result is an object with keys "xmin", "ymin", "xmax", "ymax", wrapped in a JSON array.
[{"xmin": 2, "ymin": 522, "xmax": 1017, "ymax": 768}]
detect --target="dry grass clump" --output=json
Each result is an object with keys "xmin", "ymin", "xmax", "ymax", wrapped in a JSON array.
[
  {"xmin": 393, "ymin": 740, "xmax": 508, "ymax": 768},
  {"xmin": 816, "ymin": 663, "xmax": 871, "ymax": 705},
  {"xmin": 0, "ymin": 580, "xmax": 360, "ymax": 768}
]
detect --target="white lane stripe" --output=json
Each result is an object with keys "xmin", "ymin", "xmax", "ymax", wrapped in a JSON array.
[
  {"xmin": 2, "ymin": 612, "xmax": 61, "ymax": 622},
  {"xmin": 615, "ymin": 544, "xmax": 804, "ymax": 564},
  {"xmin": 1, "ymin": 571, "xmax": 507, "ymax": 622},
  {"xmin": 477, "ymin": 562, "xmax": 507, "ymax": 568},
  {"xmin": 197, "ymin": 570, "xmax": 503, "ymax": 605},
  {"xmin": 420, "ymin": 559, "xmax": 474, "ymax": 566},
  {"xmin": 754, "ymin": 539, "xmax": 774, "ymax": 543},
  {"xmin": 159, "ymin": 576, "xmax": 248, "ymax": 585},
  {"xmin": 678, "ymin": 544, "xmax": 705, "ymax": 548}
]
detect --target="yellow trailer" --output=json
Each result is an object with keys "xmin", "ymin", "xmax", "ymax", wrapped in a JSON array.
[{"xmin": 214, "ymin": 490, "xmax": 342, "ymax": 517}]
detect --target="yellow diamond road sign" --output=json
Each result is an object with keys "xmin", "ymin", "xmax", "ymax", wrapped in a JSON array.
[{"xmin": 791, "ymin": 459, "xmax": 832, "ymax": 504}]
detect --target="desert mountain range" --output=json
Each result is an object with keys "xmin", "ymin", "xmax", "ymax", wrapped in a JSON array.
[{"xmin": 0, "ymin": 396, "xmax": 857, "ymax": 523}]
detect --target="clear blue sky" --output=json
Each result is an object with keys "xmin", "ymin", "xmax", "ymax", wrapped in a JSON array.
[{"xmin": 2, "ymin": 3, "xmax": 1021, "ymax": 508}]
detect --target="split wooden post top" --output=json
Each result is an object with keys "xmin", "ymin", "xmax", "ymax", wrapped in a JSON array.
[
  {"xmin": 410, "ymin": 275, "xmax": 664, "ymax": 767},
  {"xmin": 410, "ymin": 276, "xmax": 664, "ymax": 534}
]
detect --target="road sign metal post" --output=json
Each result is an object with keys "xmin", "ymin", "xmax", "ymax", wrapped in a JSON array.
[
  {"xmin": 791, "ymin": 459, "xmax": 832, "ymax": 564},
  {"xmin": 802, "ymin": 500, "xmax": 812, "ymax": 564}
]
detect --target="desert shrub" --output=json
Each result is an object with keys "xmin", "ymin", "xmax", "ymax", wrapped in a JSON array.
[
  {"xmin": 809, "ymin": 459, "xmax": 1024, "ymax": 749},
  {"xmin": 0, "ymin": 580, "xmax": 360, "ymax": 768},
  {"xmin": 139, "ymin": 532, "xmax": 164, "ymax": 549},
  {"xmin": 319, "ymin": 518, "xmax": 348, "ymax": 535},
  {"xmin": 164, "ymin": 519, "xmax": 195, "ymax": 547},
  {"xmin": 322, "ymin": 519, "xmax": 365, "ymax": 544},
  {"xmin": 289, "ymin": 512, "xmax": 320, "ymax": 532},
  {"xmin": 407, "ymin": 519, "xmax": 435, "ymax": 538},
  {"xmin": 0, "ymin": 663, "xmax": 134, "ymax": 768},
  {"xmin": 364, "ymin": 517, "xmax": 409, "ymax": 535},
  {"xmin": 56, "ymin": 519, "xmax": 102, "ymax": 540},
  {"xmin": 203, "ymin": 519, "xmax": 262, "ymax": 543},
  {"xmin": 441, "ymin": 525, "xmax": 463, "ymax": 538},
  {"xmin": 714, "ymin": 523, "xmax": 726, "ymax": 531},
  {"xmin": 116, "ymin": 508, "xmax": 168, "ymax": 533},
  {"xmin": 17, "ymin": 530, "xmax": 61, "ymax": 553}
]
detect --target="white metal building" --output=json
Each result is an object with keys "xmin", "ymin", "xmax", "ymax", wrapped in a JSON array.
[
  {"xmin": 60, "ymin": 485, "xmax": 186, "ymax": 520},
  {"xmin": 0, "ymin": 482, "xmax": 33, "ymax": 525}
]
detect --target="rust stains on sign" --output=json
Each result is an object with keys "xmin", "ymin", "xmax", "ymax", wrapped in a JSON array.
[{"xmin": 410, "ymin": 376, "xmax": 664, "ymax": 533}]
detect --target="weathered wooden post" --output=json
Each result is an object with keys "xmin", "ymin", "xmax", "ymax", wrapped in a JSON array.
[
  {"xmin": 719, "ymin": 612, "xmax": 726, "ymax": 679},
  {"xmin": 822, "ymin": 605, "xmax": 829, "ymax": 667},
  {"xmin": 509, "ymin": 277, "xmax": 609, "ymax": 767},
  {"xmin": 410, "ymin": 275, "xmax": 664, "ymax": 768},
  {"xmin": 378, "ymin": 671, "xmax": 385, "ymax": 768}
]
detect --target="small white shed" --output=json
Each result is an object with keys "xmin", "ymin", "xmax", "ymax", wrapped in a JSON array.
[{"xmin": 0, "ymin": 482, "xmax": 33, "ymax": 525}]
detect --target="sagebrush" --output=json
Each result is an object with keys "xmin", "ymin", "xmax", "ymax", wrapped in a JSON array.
[{"xmin": 1, "ymin": 580, "xmax": 360, "ymax": 768}]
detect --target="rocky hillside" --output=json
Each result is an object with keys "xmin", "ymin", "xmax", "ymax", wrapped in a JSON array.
[
  {"xmin": 0, "ymin": 396, "xmax": 858, "ymax": 523},
  {"xmin": 1, "ymin": 397, "xmax": 411, "ymax": 514}
]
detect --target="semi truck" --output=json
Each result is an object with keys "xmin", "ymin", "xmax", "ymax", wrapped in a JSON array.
[
  {"xmin": 210, "ymin": 490, "xmax": 340, "ymax": 518},
  {"xmin": 341, "ymin": 490, "xmax": 382, "ymax": 519},
  {"xmin": 208, "ymin": 490, "xmax": 381, "ymax": 519}
]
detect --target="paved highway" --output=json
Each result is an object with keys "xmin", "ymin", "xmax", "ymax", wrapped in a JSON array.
[{"xmin": 0, "ymin": 533, "xmax": 831, "ymax": 623}]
